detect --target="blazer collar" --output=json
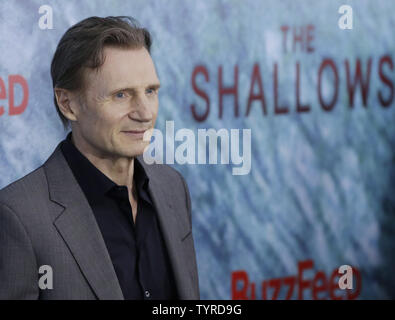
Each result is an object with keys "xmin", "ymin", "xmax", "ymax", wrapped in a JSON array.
[
  {"xmin": 135, "ymin": 155, "xmax": 195, "ymax": 299},
  {"xmin": 43, "ymin": 142, "xmax": 124, "ymax": 300}
]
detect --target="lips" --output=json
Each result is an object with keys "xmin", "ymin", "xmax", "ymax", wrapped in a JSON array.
[
  {"xmin": 122, "ymin": 129, "xmax": 150, "ymax": 139},
  {"xmin": 123, "ymin": 129, "xmax": 147, "ymax": 134}
]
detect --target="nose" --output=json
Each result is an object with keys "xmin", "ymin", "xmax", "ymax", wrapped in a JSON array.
[{"xmin": 128, "ymin": 96, "xmax": 153, "ymax": 123}]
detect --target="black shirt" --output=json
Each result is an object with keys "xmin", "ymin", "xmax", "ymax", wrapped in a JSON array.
[{"xmin": 60, "ymin": 132, "xmax": 178, "ymax": 300}]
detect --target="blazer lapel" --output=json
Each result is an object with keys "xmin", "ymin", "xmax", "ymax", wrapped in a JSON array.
[
  {"xmin": 136, "ymin": 156, "xmax": 195, "ymax": 299},
  {"xmin": 43, "ymin": 143, "xmax": 124, "ymax": 300}
]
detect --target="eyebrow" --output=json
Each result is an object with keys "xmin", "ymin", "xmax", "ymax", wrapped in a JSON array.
[{"xmin": 109, "ymin": 83, "xmax": 161, "ymax": 95}]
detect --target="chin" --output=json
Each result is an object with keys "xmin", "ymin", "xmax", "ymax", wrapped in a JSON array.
[{"xmin": 120, "ymin": 142, "xmax": 147, "ymax": 158}]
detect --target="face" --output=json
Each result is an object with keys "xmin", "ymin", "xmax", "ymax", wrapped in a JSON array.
[{"xmin": 72, "ymin": 46, "xmax": 160, "ymax": 159}]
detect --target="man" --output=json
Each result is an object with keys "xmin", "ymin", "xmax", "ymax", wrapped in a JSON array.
[{"xmin": 0, "ymin": 16, "xmax": 199, "ymax": 300}]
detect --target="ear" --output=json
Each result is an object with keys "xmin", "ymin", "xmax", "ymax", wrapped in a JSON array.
[{"xmin": 54, "ymin": 88, "xmax": 79, "ymax": 122}]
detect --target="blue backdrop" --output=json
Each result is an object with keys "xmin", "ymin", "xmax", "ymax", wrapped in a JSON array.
[{"xmin": 0, "ymin": 0, "xmax": 394, "ymax": 299}]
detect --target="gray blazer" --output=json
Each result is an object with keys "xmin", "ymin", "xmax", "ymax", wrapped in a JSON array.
[{"xmin": 0, "ymin": 142, "xmax": 200, "ymax": 300}]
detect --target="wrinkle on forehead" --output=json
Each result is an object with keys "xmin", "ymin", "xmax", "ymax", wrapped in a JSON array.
[
  {"xmin": 97, "ymin": 47, "xmax": 158, "ymax": 92},
  {"xmin": 80, "ymin": 47, "xmax": 159, "ymax": 110}
]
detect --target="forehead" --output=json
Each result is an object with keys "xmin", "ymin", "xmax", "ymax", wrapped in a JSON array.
[{"xmin": 86, "ymin": 46, "xmax": 159, "ymax": 91}]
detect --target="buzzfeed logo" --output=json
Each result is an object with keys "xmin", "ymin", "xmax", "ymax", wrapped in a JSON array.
[
  {"xmin": 231, "ymin": 260, "xmax": 361, "ymax": 300},
  {"xmin": 0, "ymin": 75, "xmax": 29, "ymax": 117}
]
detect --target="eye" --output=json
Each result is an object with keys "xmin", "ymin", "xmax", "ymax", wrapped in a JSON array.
[
  {"xmin": 115, "ymin": 91, "xmax": 127, "ymax": 99},
  {"xmin": 146, "ymin": 88, "xmax": 158, "ymax": 96}
]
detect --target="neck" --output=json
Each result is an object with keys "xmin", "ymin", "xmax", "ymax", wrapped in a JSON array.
[{"xmin": 70, "ymin": 132, "xmax": 135, "ymax": 189}]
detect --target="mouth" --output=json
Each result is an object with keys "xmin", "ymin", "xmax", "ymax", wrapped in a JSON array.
[{"xmin": 122, "ymin": 129, "xmax": 150, "ymax": 139}]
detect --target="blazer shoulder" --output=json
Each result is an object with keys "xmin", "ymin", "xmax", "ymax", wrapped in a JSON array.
[
  {"xmin": 138, "ymin": 159, "xmax": 190, "ymax": 201},
  {"xmin": 140, "ymin": 160, "xmax": 187, "ymax": 187},
  {"xmin": 0, "ymin": 165, "xmax": 47, "ymax": 209},
  {"xmin": 0, "ymin": 141, "xmax": 65, "ymax": 209},
  {"xmin": 150, "ymin": 162, "xmax": 183, "ymax": 178}
]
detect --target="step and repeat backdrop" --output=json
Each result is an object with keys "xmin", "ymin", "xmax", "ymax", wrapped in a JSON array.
[{"xmin": 0, "ymin": 0, "xmax": 394, "ymax": 299}]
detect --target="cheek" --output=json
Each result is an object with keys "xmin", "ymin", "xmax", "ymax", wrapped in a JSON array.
[
  {"xmin": 87, "ymin": 100, "xmax": 118, "ymax": 127},
  {"xmin": 81, "ymin": 109, "xmax": 119, "ymax": 143},
  {"xmin": 152, "ymin": 112, "xmax": 158, "ymax": 126},
  {"xmin": 151, "ymin": 99, "xmax": 159, "ymax": 121},
  {"xmin": 84, "ymin": 110, "xmax": 106, "ymax": 130}
]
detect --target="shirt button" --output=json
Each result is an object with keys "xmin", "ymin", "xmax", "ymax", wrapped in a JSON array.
[{"xmin": 145, "ymin": 290, "xmax": 151, "ymax": 298}]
